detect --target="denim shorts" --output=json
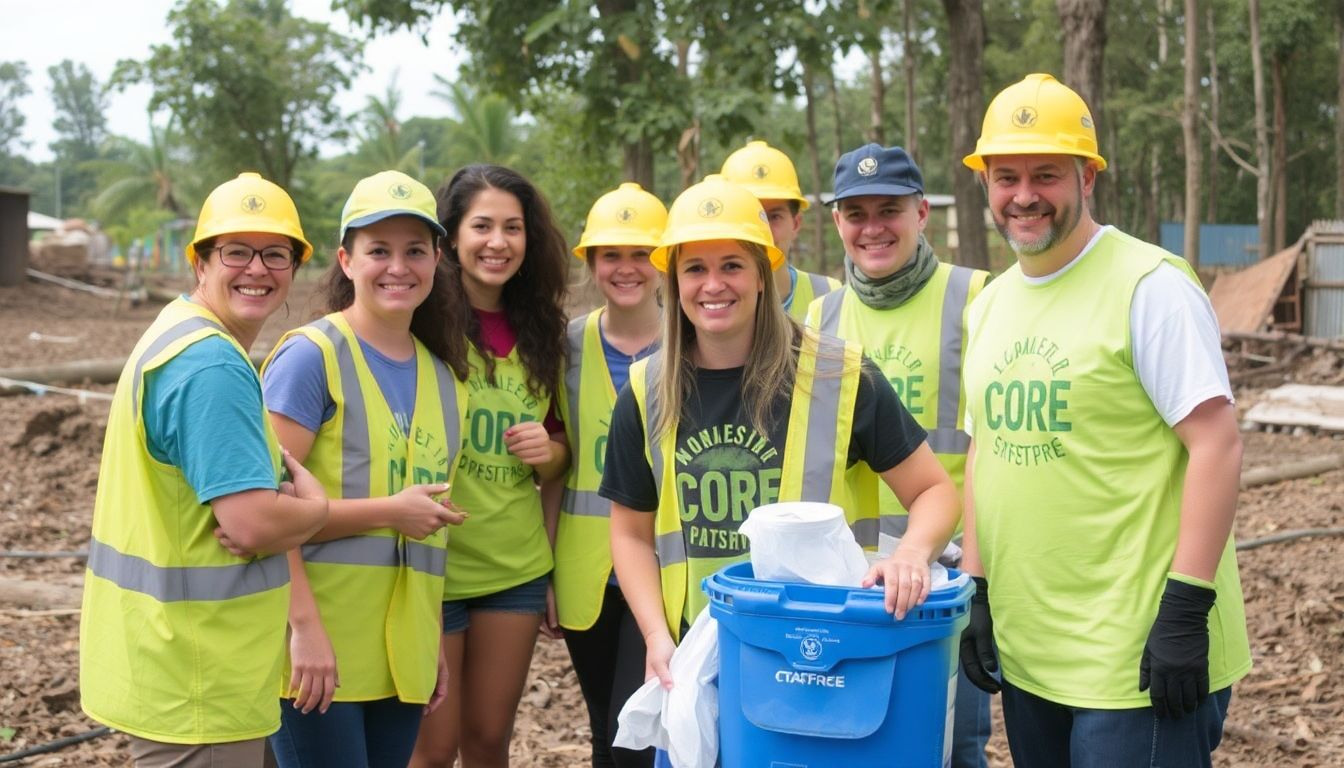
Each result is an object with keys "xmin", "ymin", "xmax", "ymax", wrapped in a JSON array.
[{"xmin": 441, "ymin": 574, "xmax": 549, "ymax": 634}]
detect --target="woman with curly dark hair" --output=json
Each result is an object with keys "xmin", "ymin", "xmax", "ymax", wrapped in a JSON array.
[{"xmin": 411, "ymin": 164, "xmax": 570, "ymax": 768}]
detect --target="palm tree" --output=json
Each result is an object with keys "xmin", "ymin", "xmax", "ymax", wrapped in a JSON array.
[
  {"xmin": 352, "ymin": 73, "xmax": 423, "ymax": 175},
  {"xmin": 88, "ymin": 117, "xmax": 196, "ymax": 223},
  {"xmin": 431, "ymin": 75, "xmax": 520, "ymax": 166}
]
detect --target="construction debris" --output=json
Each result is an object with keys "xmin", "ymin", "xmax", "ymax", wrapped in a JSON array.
[{"xmin": 1243, "ymin": 384, "xmax": 1344, "ymax": 433}]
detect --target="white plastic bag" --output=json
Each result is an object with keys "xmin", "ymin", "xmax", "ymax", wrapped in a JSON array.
[
  {"xmin": 864, "ymin": 533, "xmax": 968, "ymax": 591},
  {"xmin": 614, "ymin": 610, "xmax": 720, "ymax": 768},
  {"xmin": 738, "ymin": 502, "xmax": 869, "ymax": 587}
]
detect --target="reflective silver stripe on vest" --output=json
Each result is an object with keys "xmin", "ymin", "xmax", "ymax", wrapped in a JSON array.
[
  {"xmin": 563, "ymin": 317, "xmax": 586, "ymax": 445},
  {"xmin": 800, "ymin": 334, "xmax": 846, "ymax": 503},
  {"xmin": 313, "ymin": 318, "xmax": 371, "ymax": 499},
  {"xmin": 656, "ymin": 529, "xmax": 686, "ymax": 566},
  {"xmin": 302, "ymin": 536, "xmax": 446, "ymax": 577},
  {"xmin": 561, "ymin": 487, "xmax": 609, "ymax": 518},
  {"xmin": 934, "ymin": 267, "xmax": 974, "ymax": 456},
  {"xmin": 645, "ymin": 354, "xmax": 666, "ymax": 500},
  {"xmin": 87, "ymin": 538, "xmax": 288, "ymax": 602},
  {"xmin": 816, "ymin": 288, "xmax": 846, "ymax": 335},
  {"xmin": 850, "ymin": 517, "xmax": 879, "ymax": 548},
  {"xmin": 430, "ymin": 353, "xmax": 461, "ymax": 473},
  {"xmin": 132, "ymin": 315, "xmax": 228, "ymax": 417},
  {"xmin": 807, "ymin": 271, "xmax": 834, "ymax": 299}
]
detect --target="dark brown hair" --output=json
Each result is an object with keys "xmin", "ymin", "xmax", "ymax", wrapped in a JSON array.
[
  {"xmin": 318, "ymin": 222, "xmax": 470, "ymax": 380},
  {"xmin": 435, "ymin": 164, "xmax": 568, "ymax": 398}
]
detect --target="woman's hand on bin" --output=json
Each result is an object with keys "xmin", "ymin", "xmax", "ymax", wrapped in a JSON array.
[
  {"xmin": 862, "ymin": 547, "xmax": 931, "ymax": 620},
  {"xmin": 644, "ymin": 630, "xmax": 676, "ymax": 690}
]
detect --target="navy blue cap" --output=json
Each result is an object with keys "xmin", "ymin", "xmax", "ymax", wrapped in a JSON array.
[{"xmin": 832, "ymin": 143, "xmax": 924, "ymax": 201}]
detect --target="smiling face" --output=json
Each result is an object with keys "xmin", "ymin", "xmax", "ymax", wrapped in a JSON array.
[
  {"xmin": 984, "ymin": 154, "xmax": 1094, "ymax": 264},
  {"xmin": 192, "ymin": 231, "xmax": 294, "ymax": 347},
  {"xmin": 832, "ymin": 194, "xmax": 929, "ymax": 279},
  {"xmin": 674, "ymin": 239, "xmax": 763, "ymax": 347},
  {"xmin": 453, "ymin": 186, "xmax": 526, "ymax": 310},
  {"xmin": 590, "ymin": 244, "xmax": 659, "ymax": 311},
  {"xmin": 339, "ymin": 215, "xmax": 439, "ymax": 322}
]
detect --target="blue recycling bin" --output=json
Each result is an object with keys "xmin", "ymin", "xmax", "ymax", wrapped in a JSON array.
[{"xmin": 705, "ymin": 562, "xmax": 973, "ymax": 768}]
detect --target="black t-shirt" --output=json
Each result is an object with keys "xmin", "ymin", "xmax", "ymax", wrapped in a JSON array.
[{"xmin": 599, "ymin": 355, "xmax": 926, "ymax": 560}]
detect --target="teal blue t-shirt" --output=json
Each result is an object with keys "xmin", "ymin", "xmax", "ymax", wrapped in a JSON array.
[{"xmin": 142, "ymin": 336, "xmax": 277, "ymax": 504}]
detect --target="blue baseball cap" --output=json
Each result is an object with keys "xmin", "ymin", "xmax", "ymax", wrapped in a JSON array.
[{"xmin": 832, "ymin": 143, "xmax": 924, "ymax": 202}]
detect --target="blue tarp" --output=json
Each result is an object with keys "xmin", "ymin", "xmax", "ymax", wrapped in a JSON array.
[{"xmin": 1160, "ymin": 222, "xmax": 1260, "ymax": 267}]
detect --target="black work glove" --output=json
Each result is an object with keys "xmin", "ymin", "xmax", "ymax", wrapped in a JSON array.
[
  {"xmin": 959, "ymin": 576, "xmax": 1000, "ymax": 694},
  {"xmin": 1139, "ymin": 577, "xmax": 1216, "ymax": 719}
]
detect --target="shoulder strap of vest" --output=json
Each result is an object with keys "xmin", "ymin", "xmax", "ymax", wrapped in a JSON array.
[
  {"xmin": 816, "ymin": 286, "xmax": 848, "ymax": 336},
  {"xmin": 929, "ymin": 266, "xmax": 975, "ymax": 455},
  {"xmin": 782, "ymin": 329, "xmax": 859, "ymax": 503},
  {"xmin": 130, "ymin": 301, "xmax": 232, "ymax": 420}
]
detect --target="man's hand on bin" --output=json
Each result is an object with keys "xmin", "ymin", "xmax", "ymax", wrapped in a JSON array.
[
  {"xmin": 960, "ymin": 576, "xmax": 1000, "ymax": 694},
  {"xmin": 1139, "ymin": 576, "xmax": 1215, "ymax": 719}
]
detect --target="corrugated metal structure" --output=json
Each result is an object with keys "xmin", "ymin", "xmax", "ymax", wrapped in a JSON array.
[
  {"xmin": 1160, "ymin": 222, "xmax": 1261, "ymax": 267},
  {"xmin": 1305, "ymin": 220, "xmax": 1344, "ymax": 338},
  {"xmin": 0, "ymin": 186, "xmax": 30, "ymax": 287}
]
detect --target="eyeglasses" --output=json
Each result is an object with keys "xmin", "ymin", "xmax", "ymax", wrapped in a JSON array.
[{"xmin": 214, "ymin": 243, "xmax": 296, "ymax": 271}]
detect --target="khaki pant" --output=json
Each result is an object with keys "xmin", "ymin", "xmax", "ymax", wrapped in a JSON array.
[{"xmin": 129, "ymin": 736, "xmax": 266, "ymax": 768}]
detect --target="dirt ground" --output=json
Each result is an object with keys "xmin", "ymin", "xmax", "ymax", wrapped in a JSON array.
[{"xmin": 1, "ymin": 276, "xmax": 1341, "ymax": 766}]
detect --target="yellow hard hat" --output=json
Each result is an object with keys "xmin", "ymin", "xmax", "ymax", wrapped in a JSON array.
[
  {"xmin": 963, "ymin": 73, "xmax": 1107, "ymax": 172},
  {"xmin": 572, "ymin": 182, "xmax": 668, "ymax": 259},
  {"xmin": 719, "ymin": 140, "xmax": 810, "ymax": 210},
  {"xmin": 340, "ymin": 170, "xmax": 446, "ymax": 244},
  {"xmin": 650, "ymin": 174, "xmax": 783, "ymax": 273},
  {"xmin": 186, "ymin": 172, "xmax": 314, "ymax": 265}
]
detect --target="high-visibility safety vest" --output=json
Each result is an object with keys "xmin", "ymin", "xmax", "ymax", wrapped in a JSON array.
[
  {"xmin": 963, "ymin": 228, "xmax": 1251, "ymax": 707},
  {"xmin": 806, "ymin": 262, "xmax": 987, "ymax": 534},
  {"xmin": 264, "ymin": 313, "xmax": 466, "ymax": 704},
  {"xmin": 629, "ymin": 329, "xmax": 862, "ymax": 640},
  {"xmin": 786, "ymin": 268, "xmax": 842, "ymax": 321},
  {"xmin": 80, "ymin": 297, "xmax": 288, "ymax": 744},
  {"xmin": 554, "ymin": 309, "xmax": 625, "ymax": 630}
]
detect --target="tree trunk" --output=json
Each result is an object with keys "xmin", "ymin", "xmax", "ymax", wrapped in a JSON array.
[
  {"xmin": 903, "ymin": 0, "xmax": 918, "ymax": 157},
  {"xmin": 827, "ymin": 64, "xmax": 845, "ymax": 159},
  {"xmin": 1249, "ymin": 0, "xmax": 1272, "ymax": 259},
  {"xmin": 869, "ymin": 43, "xmax": 885, "ymax": 144},
  {"xmin": 1206, "ymin": 4, "xmax": 1220, "ymax": 222},
  {"xmin": 1157, "ymin": 0, "xmax": 1169, "ymax": 64},
  {"xmin": 942, "ymin": 0, "xmax": 989, "ymax": 271},
  {"xmin": 1271, "ymin": 56, "xmax": 1287, "ymax": 251},
  {"xmin": 802, "ymin": 61, "xmax": 828, "ymax": 273},
  {"xmin": 1148, "ymin": 147, "xmax": 1161, "ymax": 243},
  {"xmin": 1056, "ymin": 0, "xmax": 1109, "ymax": 222},
  {"xmin": 1182, "ymin": 0, "xmax": 1201, "ymax": 267},
  {"xmin": 1337, "ymin": 5, "xmax": 1344, "ymax": 218}
]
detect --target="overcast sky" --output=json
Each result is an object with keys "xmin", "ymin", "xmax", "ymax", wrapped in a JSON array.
[{"xmin": 2, "ymin": 0, "xmax": 464, "ymax": 162}]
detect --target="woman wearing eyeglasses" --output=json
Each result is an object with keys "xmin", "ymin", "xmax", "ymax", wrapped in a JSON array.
[{"xmin": 80, "ymin": 172, "xmax": 329, "ymax": 766}]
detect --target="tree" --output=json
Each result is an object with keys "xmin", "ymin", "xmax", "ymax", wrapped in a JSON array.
[
  {"xmin": 115, "ymin": 0, "xmax": 360, "ymax": 188},
  {"xmin": 1056, "ymin": 0, "xmax": 1109, "ymax": 222},
  {"xmin": 431, "ymin": 75, "xmax": 521, "ymax": 167},
  {"xmin": 0, "ymin": 61, "xmax": 31, "ymax": 158},
  {"xmin": 1338, "ymin": 1, "xmax": 1344, "ymax": 219},
  {"xmin": 943, "ymin": 0, "xmax": 990, "ymax": 271},
  {"xmin": 48, "ymin": 60, "xmax": 108, "ymax": 161},
  {"xmin": 89, "ymin": 118, "xmax": 196, "ymax": 221},
  {"xmin": 1182, "ymin": 0, "xmax": 1200, "ymax": 268}
]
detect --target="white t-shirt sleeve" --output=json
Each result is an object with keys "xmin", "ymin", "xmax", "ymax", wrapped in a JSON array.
[{"xmin": 1131, "ymin": 262, "xmax": 1233, "ymax": 426}]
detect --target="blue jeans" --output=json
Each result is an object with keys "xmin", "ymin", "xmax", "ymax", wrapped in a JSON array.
[
  {"xmin": 1001, "ymin": 680, "xmax": 1232, "ymax": 768},
  {"xmin": 441, "ymin": 574, "xmax": 549, "ymax": 634},
  {"xmin": 269, "ymin": 697, "xmax": 424, "ymax": 768},
  {"xmin": 951, "ymin": 664, "xmax": 991, "ymax": 768}
]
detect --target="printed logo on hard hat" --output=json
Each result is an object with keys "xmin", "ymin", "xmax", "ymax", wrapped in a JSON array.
[
  {"xmin": 1012, "ymin": 106, "xmax": 1038, "ymax": 129},
  {"xmin": 241, "ymin": 194, "xmax": 266, "ymax": 214},
  {"xmin": 699, "ymin": 198, "xmax": 724, "ymax": 218},
  {"xmin": 751, "ymin": 163, "xmax": 770, "ymax": 180},
  {"xmin": 1080, "ymin": 115, "xmax": 1094, "ymax": 130},
  {"xmin": 388, "ymin": 183, "xmax": 412, "ymax": 200},
  {"xmin": 857, "ymin": 157, "xmax": 878, "ymax": 177},
  {"xmin": 617, "ymin": 207, "xmax": 636, "ymax": 223},
  {"xmin": 800, "ymin": 635, "xmax": 823, "ymax": 661}
]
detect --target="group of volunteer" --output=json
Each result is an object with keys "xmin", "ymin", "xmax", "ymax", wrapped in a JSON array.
[{"xmin": 78, "ymin": 72, "xmax": 1250, "ymax": 768}]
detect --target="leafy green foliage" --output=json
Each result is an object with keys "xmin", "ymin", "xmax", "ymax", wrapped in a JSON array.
[
  {"xmin": 0, "ymin": 61, "xmax": 31, "ymax": 158},
  {"xmin": 113, "ymin": 0, "xmax": 362, "ymax": 188}
]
